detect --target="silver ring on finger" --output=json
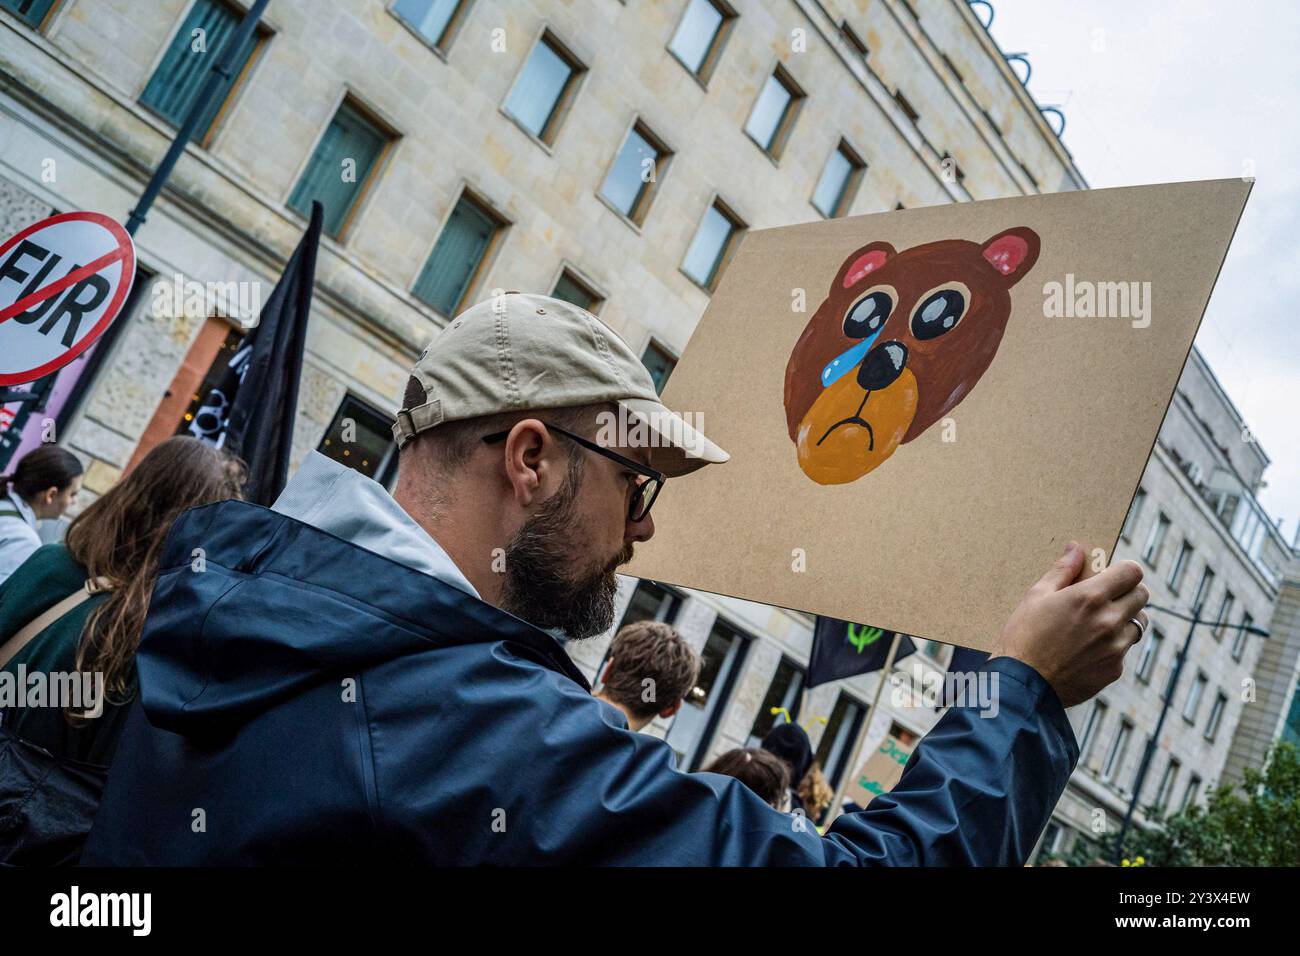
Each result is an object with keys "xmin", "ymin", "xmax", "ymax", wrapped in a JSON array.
[{"xmin": 1128, "ymin": 616, "xmax": 1146, "ymax": 639}]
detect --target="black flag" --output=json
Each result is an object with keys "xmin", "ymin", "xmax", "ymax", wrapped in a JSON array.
[
  {"xmin": 946, "ymin": 645, "xmax": 990, "ymax": 674},
  {"xmin": 807, "ymin": 616, "xmax": 917, "ymax": 688},
  {"xmin": 189, "ymin": 201, "xmax": 322, "ymax": 504},
  {"xmin": 933, "ymin": 644, "xmax": 992, "ymax": 710}
]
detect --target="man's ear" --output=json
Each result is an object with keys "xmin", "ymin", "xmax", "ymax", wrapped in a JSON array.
[
  {"xmin": 980, "ymin": 226, "xmax": 1040, "ymax": 285},
  {"xmin": 501, "ymin": 419, "xmax": 554, "ymax": 508},
  {"xmin": 836, "ymin": 241, "xmax": 897, "ymax": 291},
  {"xmin": 658, "ymin": 700, "xmax": 683, "ymax": 720}
]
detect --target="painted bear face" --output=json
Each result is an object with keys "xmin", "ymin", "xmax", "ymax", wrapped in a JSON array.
[{"xmin": 783, "ymin": 227, "xmax": 1040, "ymax": 485}]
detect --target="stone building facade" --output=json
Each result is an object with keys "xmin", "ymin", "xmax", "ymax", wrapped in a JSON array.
[{"xmin": 1041, "ymin": 349, "xmax": 1298, "ymax": 862}]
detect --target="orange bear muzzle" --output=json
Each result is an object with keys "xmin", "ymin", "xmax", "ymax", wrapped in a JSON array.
[{"xmin": 795, "ymin": 368, "xmax": 919, "ymax": 485}]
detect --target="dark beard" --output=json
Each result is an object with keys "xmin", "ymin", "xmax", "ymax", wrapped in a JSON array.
[{"xmin": 499, "ymin": 459, "xmax": 633, "ymax": 640}]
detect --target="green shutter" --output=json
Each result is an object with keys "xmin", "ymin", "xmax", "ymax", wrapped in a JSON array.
[
  {"xmin": 139, "ymin": 0, "xmax": 258, "ymax": 141},
  {"xmin": 551, "ymin": 273, "xmax": 595, "ymax": 311},
  {"xmin": 2, "ymin": 0, "xmax": 57, "ymax": 28},
  {"xmin": 412, "ymin": 198, "xmax": 497, "ymax": 316},
  {"xmin": 287, "ymin": 102, "xmax": 388, "ymax": 238}
]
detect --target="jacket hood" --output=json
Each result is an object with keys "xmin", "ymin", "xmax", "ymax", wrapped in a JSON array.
[
  {"xmin": 270, "ymin": 451, "xmax": 481, "ymax": 599},
  {"xmin": 136, "ymin": 499, "xmax": 588, "ymax": 738}
]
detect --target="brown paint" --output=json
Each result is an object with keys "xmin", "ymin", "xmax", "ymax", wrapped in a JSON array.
[{"xmin": 783, "ymin": 227, "xmax": 1040, "ymax": 484}]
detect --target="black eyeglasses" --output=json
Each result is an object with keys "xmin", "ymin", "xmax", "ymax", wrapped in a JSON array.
[{"xmin": 482, "ymin": 422, "xmax": 665, "ymax": 522}]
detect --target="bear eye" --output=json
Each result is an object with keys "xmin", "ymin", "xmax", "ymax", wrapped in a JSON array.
[
  {"xmin": 911, "ymin": 289, "xmax": 966, "ymax": 340},
  {"xmin": 843, "ymin": 290, "xmax": 893, "ymax": 340}
]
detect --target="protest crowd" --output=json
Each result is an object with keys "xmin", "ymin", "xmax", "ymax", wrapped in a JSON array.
[{"xmin": 0, "ymin": 291, "xmax": 1151, "ymax": 867}]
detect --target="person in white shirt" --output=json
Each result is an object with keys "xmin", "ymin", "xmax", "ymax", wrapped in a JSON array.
[{"xmin": 0, "ymin": 444, "xmax": 83, "ymax": 584}]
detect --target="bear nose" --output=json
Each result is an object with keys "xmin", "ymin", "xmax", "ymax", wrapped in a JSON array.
[{"xmin": 856, "ymin": 340, "xmax": 908, "ymax": 391}]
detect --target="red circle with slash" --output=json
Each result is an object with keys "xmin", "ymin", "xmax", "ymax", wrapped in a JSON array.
[{"xmin": 0, "ymin": 211, "xmax": 136, "ymax": 386}]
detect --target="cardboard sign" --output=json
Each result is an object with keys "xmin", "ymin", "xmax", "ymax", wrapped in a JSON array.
[
  {"xmin": 628, "ymin": 179, "xmax": 1250, "ymax": 650},
  {"xmin": 0, "ymin": 212, "xmax": 136, "ymax": 386},
  {"xmin": 843, "ymin": 735, "xmax": 913, "ymax": 808}
]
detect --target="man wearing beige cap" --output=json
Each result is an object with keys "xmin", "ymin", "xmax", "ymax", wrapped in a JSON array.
[{"xmin": 84, "ymin": 292, "xmax": 1147, "ymax": 866}]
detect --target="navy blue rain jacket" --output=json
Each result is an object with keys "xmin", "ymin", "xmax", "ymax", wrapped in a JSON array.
[{"xmin": 82, "ymin": 500, "xmax": 1079, "ymax": 865}]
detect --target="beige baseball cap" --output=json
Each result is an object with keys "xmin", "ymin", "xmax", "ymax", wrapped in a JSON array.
[{"xmin": 393, "ymin": 292, "xmax": 729, "ymax": 477}]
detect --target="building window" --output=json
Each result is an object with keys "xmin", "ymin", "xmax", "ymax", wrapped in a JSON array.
[
  {"xmin": 317, "ymin": 394, "xmax": 398, "ymax": 487},
  {"xmin": 139, "ymin": 0, "xmax": 267, "ymax": 145},
  {"xmin": 744, "ymin": 65, "xmax": 805, "ymax": 159},
  {"xmin": 682, "ymin": 199, "xmax": 745, "ymax": 291},
  {"xmin": 1135, "ymin": 626, "xmax": 1163, "ymax": 684},
  {"xmin": 1204, "ymin": 691, "xmax": 1228, "ymax": 741},
  {"xmin": 1078, "ymin": 699, "xmax": 1107, "ymax": 765},
  {"xmin": 618, "ymin": 580, "xmax": 682, "ymax": 629},
  {"xmin": 812, "ymin": 140, "xmax": 866, "ymax": 218},
  {"xmin": 667, "ymin": 0, "xmax": 735, "ymax": 83},
  {"xmin": 595, "ymin": 581, "xmax": 683, "ymax": 687},
  {"xmin": 502, "ymin": 30, "xmax": 586, "ymax": 144},
  {"xmin": 816, "ymin": 692, "xmax": 867, "ymax": 793},
  {"xmin": 600, "ymin": 121, "xmax": 672, "ymax": 225},
  {"xmin": 665, "ymin": 618, "xmax": 750, "ymax": 771},
  {"xmin": 390, "ymin": 0, "xmax": 469, "ymax": 52},
  {"xmin": 746, "ymin": 658, "xmax": 805, "ymax": 747},
  {"xmin": 1232, "ymin": 612, "xmax": 1253, "ymax": 661},
  {"xmin": 1101, "ymin": 719, "xmax": 1132, "ymax": 782},
  {"xmin": 1191, "ymin": 566, "xmax": 1215, "ymax": 616},
  {"xmin": 838, "ymin": 20, "xmax": 869, "ymax": 61},
  {"xmin": 1141, "ymin": 512, "xmax": 1169, "ymax": 566},
  {"xmin": 412, "ymin": 191, "xmax": 507, "ymax": 316},
  {"xmin": 1181, "ymin": 774, "xmax": 1201, "ymax": 811},
  {"xmin": 287, "ymin": 99, "xmax": 394, "ymax": 239},
  {"xmin": 1182, "ymin": 671, "xmax": 1207, "ymax": 723},
  {"xmin": 1213, "ymin": 590, "xmax": 1235, "ymax": 640},
  {"xmin": 550, "ymin": 269, "xmax": 603, "ymax": 313},
  {"xmin": 141, "ymin": 317, "xmax": 253, "ymax": 471},
  {"xmin": 641, "ymin": 341, "xmax": 676, "ymax": 394},
  {"xmin": 1154, "ymin": 756, "xmax": 1181, "ymax": 813},
  {"xmin": 893, "ymin": 89, "xmax": 921, "ymax": 125},
  {"xmin": 1167, "ymin": 540, "xmax": 1193, "ymax": 593},
  {"xmin": 2, "ymin": 0, "xmax": 58, "ymax": 30},
  {"xmin": 1120, "ymin": 487, "xmax": 1147, "ymax": 541}
]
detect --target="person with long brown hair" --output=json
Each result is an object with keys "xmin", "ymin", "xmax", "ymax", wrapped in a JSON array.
[{"xmin": 0, "ymin": 436, "xmax": 244, "ymax": 865}]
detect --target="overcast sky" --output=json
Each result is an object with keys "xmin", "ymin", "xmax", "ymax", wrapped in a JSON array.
[{"xmin": 988, "ymin": 0, "xmax": 1299, "ymax": 545}]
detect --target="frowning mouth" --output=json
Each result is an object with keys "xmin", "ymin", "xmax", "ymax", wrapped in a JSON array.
[
  {"xmin": 816, "ymin": 392, "xmax": 874, "ymax": 449},
  {"xmin": 817, "ymin": 416, "xmax": 874, "ymax": 449}
]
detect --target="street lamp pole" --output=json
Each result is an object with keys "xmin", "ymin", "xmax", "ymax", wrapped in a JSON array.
[{"xmin": 1111, "ymin": 604, "xmax": 1269, "ymax": 864}]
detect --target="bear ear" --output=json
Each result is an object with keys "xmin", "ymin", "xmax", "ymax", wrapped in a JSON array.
[
  {"xmin": 980, "ymin": 227, "xmax": 1040, "ymax": 284},
  {"xmin": 837, "ymin": 242, "xmax": 897, "ymax": 290}
]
